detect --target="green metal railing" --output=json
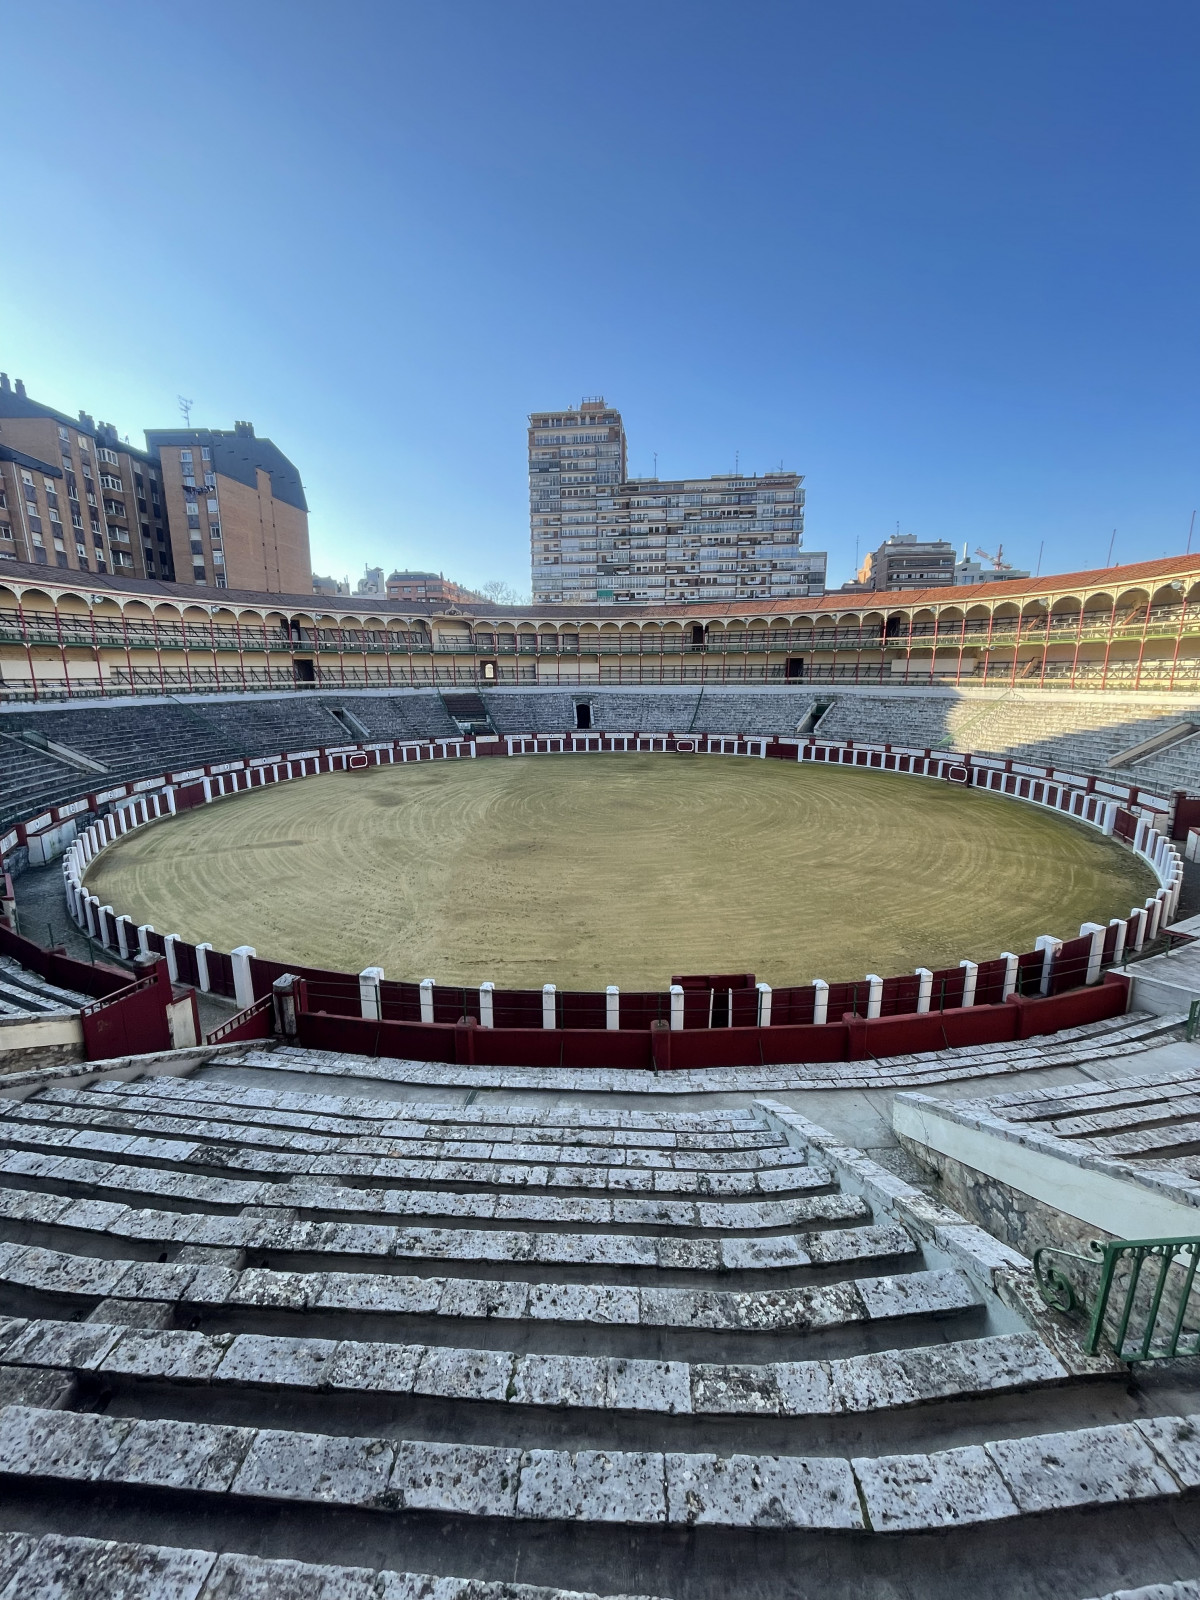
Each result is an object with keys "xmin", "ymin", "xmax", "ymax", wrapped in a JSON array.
[{"xmin": 1034, "ymin": 1236, "xmax": 1200, "ymax": 1361}]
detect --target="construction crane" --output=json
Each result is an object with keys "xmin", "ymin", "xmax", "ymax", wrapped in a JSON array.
[{"xmin": 975, "ymin": 545, "xmax": 1013, "ymax": 571}]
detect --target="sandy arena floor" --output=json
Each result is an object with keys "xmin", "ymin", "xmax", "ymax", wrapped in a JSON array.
[{"xmin": 83, "ymin": 754, "xmax": 1155, "ymax": 989}]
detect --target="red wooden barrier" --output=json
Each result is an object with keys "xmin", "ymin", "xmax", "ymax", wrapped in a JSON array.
[{"xmin": 79, "ymin": 959, "xmax": 173, "ymax": 1060}]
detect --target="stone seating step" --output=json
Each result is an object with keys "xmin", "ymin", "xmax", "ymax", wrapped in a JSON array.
[
  {"xmin": 0, "ymin": 1241, "xmax": 980, "ymax": 1336},
  {"xmin": 0, "ymin": 1101, "xmax": 801, "ymax": 1169},
  {"xmin": 0, "ymin": 1530, "xmax": 663, "ymax": 1600},
  {"xmin": 0, "ymin": 1316, "xmax": 1067, "ymax": 1418},
  {"xmin": 75, "ymin": 1080, "xmax": 776, "ymax": 1139},
  {"xmin": 219, "ymin": 1012, "xmax": 1183, "ymax": 1094},
  {"xmin": 0, "ymin": 1187, "xmax": 913, "ymax": 1274},
  {"xmin": 0, "ymin": 1400, "xmax": 1196, "ymax": 1531},
  {"xmin": 0, "ymin": 1152, "xmax": 858, "ymax": 1231},
  {"xmin": 0, "ymin": 1132, "xmax": 832, "ymax": 1198}
]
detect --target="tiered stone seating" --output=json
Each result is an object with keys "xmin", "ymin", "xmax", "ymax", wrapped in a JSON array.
[
  {"xmin": 345, "ymin": 693, "xmax": 464, "ymax": 742},
  {"xmin": 812, "ymin": 692, "xmax": 976, "ymax": 750},
  {"xmin": 0, "ymin": 735, "xmax": 85, "ymax": 831},
  {"xmin": 0, "ymin": 1049, "xmax": 1194, "ymax": 1594},
  {"xmin": 0, "ymin": 956, "xmax": 88, "ymax": 1018}
]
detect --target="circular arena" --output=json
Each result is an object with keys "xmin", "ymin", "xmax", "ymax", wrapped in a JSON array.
[
  {"xmin": 1, "ymin": 564, "xmax": 1200, "ymax": 1600},
  {"xmin": 81, "ymin": 752, "xmax": 1154, "ymax": 989}
]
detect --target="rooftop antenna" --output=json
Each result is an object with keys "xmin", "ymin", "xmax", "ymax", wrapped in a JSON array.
[
  {"xmin": 1106, "ymin": 528, "xmax": 1117, "ymax": 566},
  {"xmin": 1035, "ymin": 540, "xmax": 1044, "ymax": 577},
  {"xmin": 653, "ymin": 452, "xmax": 657, "ymax": 477},
  {"xmin": 734, "ymin": 450, "xmax": 739, "ymax": 475},
  {"xmin": 178, "ymin": 395, "xmax": 194, "ymax": 427},
  {"xmin": 1186, "ymin": 510, "xmax": 1196, "ymax": 555}
]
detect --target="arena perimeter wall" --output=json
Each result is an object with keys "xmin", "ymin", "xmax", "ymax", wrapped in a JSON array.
[{"xmin": 33, "ymin": 726, "xmax": 1184, "ymax": 1065}]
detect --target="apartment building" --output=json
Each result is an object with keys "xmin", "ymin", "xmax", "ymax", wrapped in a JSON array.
[
  {"xmin": 0, "ymin": 375, "xmax": 173, "ymax": 579},
  {"xmin": 852, "ymin": 533, "xmax": 959, "ymax": 592},
  {"xmin": 146, "ymin": 422, "xmax": 310, "ymax": 593},
  {"xmin": 528, "ymin": 398, "xmax": 822, "ymax": 604},
  {"xmin": 385, "ymin": 570, "xmax": 478, "ymax": 604}
]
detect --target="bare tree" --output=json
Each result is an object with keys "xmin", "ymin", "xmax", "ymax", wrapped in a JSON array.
[{"xmin": 478, "ymin": 580, "xmax": 528, "ymax": 606}]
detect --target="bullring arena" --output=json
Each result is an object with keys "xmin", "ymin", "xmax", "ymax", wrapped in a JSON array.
[{"xmin": 4, "ymin": 556, "xmax": 1200, "ymax": 1598}]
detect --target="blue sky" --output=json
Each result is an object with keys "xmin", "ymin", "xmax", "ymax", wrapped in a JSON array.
[{"xmin": 1, "ymin": 1, "xmax": 1196, "ymax": 593}]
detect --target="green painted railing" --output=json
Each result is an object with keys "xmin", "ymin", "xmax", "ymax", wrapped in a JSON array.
[{"xmin": 1034, "ymin": 1236, "xmax": 1200, "ymax": 1361}]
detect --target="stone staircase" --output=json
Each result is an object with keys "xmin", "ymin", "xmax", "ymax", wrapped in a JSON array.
[{"xmin": 0, "ymin": 1053, "xmax": 1195, "ymax": 1594}]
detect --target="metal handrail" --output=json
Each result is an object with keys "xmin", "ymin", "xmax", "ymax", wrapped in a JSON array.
[{"xmin": 1033, "ymin": 1236, "xmax": 1200, "ymax": 1361}]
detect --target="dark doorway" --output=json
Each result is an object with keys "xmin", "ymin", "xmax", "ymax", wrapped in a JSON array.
[
  {"xmin": 294, "ymin": 658, "xmax": 315, "ymax": 683},
  {"xmin": 575, "ymin": 702, "xmax": 592, "ymax": 730},
  {"xmin": 786, "ymin": 657, "xmax": 806, "ymax": 680}
]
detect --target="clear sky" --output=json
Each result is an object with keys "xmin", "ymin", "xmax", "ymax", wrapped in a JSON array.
[{"xmin": 1, "ymin": 1, "xmax": 1196, "ymax": 594}]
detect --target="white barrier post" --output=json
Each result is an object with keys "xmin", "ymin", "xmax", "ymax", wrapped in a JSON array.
[
  {"xmin": 1035, "ymin": 934, "xmax": 1061, "ymax": 996},
  {"xmin": 136, "ymin": 924, "xmax": 154, "ymax": 960},
  {"xmin": 914, "ymin": 968, "xmax": 933, "ymax": 1014},
  {"xmin": 958, "ymin": 959, "xmax": 978, "ymax": 1008},
  {"xmin": 164, "ymin": 786, "xmax": 177, "ymax": 815},
  {"xmin": 195, "ymin": 942, "xmax": 213, "ymax": 993},
  {"xmin": 670, "ymin": 984, "xmax": 685, "ymax": 1031},
  {"xmin": 358, "ymin": 966, "xmax": 384, "ymax": 1021},
  {"xmin": 812, "ymin": 978, "xmax": 829, "ymax": 1025},
  {"xmin": 1101, "ymin": 802, "xmax": 1117, "ymax": 838},
  {"xmin": 98, "ymin": 905, "xmax": 114, "ymax": 948},
  {"xmin": 864, "ymin": 975, "xmax": 883, "ymax": 1019},
  {"xmin": 163, "ymin": 934, "xmax": 180, "ymax": 982},
  {"xmin": 202, "ymin": 777, "xmax": 214, "ymax": 803},
  {"xmin": 542, "ymin": 984, "xmax": 557, "ymax": 1029},
  {"xmin": 479, "ymin": 981, "xmax": 494, "ymax": 1028},
  {"xmin": 606, "ymin": 985, "xmax": 620, "ymax": 1030},
  {"xmin": 419, "ymin": 978, "xmax": 435, "ymax": 1024},
  {"xmin": 1078, "ymin": 922, "xmax": 1106, "ymax": 984},
  {"xmin": 84, "ymin": 895, "xmax": 99, "ymax": 939},
  {"xmin": 1109, "ymin": 918, "xmax": 1128, "ymax": 967},
  {"xmin": 1000, "ymin": 952, "xmax": 1019, "ymax": 1000},
  {"xmin": 115, "ymin": 916, "xmax": 132, "ymax": 959},
  {"xmin": 756, "ymin": 981, "xmax": 772, "ymax": 1027},
  {"xmin": 231, "ymin": 946, "xmax": 257, "ymax": 1011}
]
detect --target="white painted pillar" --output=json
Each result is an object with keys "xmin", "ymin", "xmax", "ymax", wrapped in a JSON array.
[
  {"xmin": 1035, "ymin": 934, "xmax": 1061, "ymax": 996},
  {"xmin": 195, "ymin": 942, "xmax": 213, "ymax": 993},
  {"xmin": 116, "ymin": 807, "xmax": 129, "ymax": 835},
  {"xmin": 419, "ymin": 978, "xmax": 435, "ymax": 1024},
  {"xmin": 864, "ymin": 974, "xmax": 883, "ymax": 1019},
  {"xmin": 84, "ymin": 895, "xmax": 98, "ymax": 938},
  {"xmin": 163, "ymin": 934, "xmax": 180, "ymax": 982},
  {"xmin": 114, "ymin": 917, "xmax": 130, "ymax": 959},
  {"xmin": 479, "ymin": 981, "xmax": 494, "ymax": 1028},
  {"xmin": 756, "ymin": 982, "xmax": 772, "ymax": 1027},
  {"xmin": 231, "ymin": 946, "xmax": 257, "ymax": 1010},
  {"xmin": 1147, "ymin": 896, "xmax": 1163, "ymax": 940},
  {"xmin": 137, "ymin": 923, "xmax": 153, "ymax": 960},
  {"xmin": 606, "ymin": 985, "xmax": 620, "ymax": 1030},
  {"xmin": 358, "ymin": 965, "xmax": 384, "ymax": 1020},
  {"xmin": 1000, "ymin": 952, "xmax": 1019, "ymax": 1000},
  {"xmin": 165, "ymin": 786, "xmax": 177, "ymax": 815},
  {"xmin": 98, "ymin": 905, "xmax": 114, "ymax": 948},
  {"xmin": 1109, "ymin": 918, "xmax": 1127, "ymax": 967},
  {"xmin": 105, "ymin": 815, "xmax": 117, "ymax": 843},
  {"xmin": 669, "ymin": 984, "xmax": 685, "ymax": 1031},
  {"xmin": 958, "ymin": 959, "xmax": 978, "ymax": 1008},
  {"xmin": 914, "ymin": 968, "xmax": 933, "ymax": 1014},
  {"xmin": 202, "ymin": 776, "xmax": 214, "ymax": 803},
  {"xmin": 812, "ymin": 978, "xmax": 829, "ymax": 1025},
  {"xmin": 542, "ymin": 984, "xmax": 557, "ymax": 1029},
  {"xmin": 1079, "ymin": 922, "xmax": 1106, "ymax": 984}
]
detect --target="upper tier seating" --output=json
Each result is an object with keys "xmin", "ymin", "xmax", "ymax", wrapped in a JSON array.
[{"xmin": 0, "ymin": 1045, "xmax": 1193, "ymax": 1596}]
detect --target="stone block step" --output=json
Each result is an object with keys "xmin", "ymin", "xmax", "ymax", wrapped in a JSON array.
[
  {"xmin": 0, "ymin": 1401, "xmax": 1195, "ymax": 1531},
  {"xmin": 0, "ymin": 1130, "xmax": 831, "ymax": 1198},
  {"xmin": 216, "ymin": 1013, "xmax": 1183, "ymax": 1094},
  {"xmin": 0, "ymin": 1530, "xmax": 663, "ymax": 1600},
  {"xmin": 0, "ymin": 1241, "xmax": 979, "ymax": 1338},
  {"xmin": 0, "ymin": 1317, "xmax": 1066, "ymax": 1418},
  {"xmin": 0, "ymin": 1152, "xmax": 858, "ymax": 1232},
  {"xmin": 0, "ymin": 1186, "xmax": 912, "ymax": 1276}
]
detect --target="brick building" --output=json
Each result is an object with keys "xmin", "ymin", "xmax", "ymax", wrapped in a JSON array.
[
  {"xmin": 0, "ymin": 375, "xmax": 173, "ymax": 579},
  {"xmin": 146, "ymin": 422, "xmax": 310, "ymax": 593}
]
